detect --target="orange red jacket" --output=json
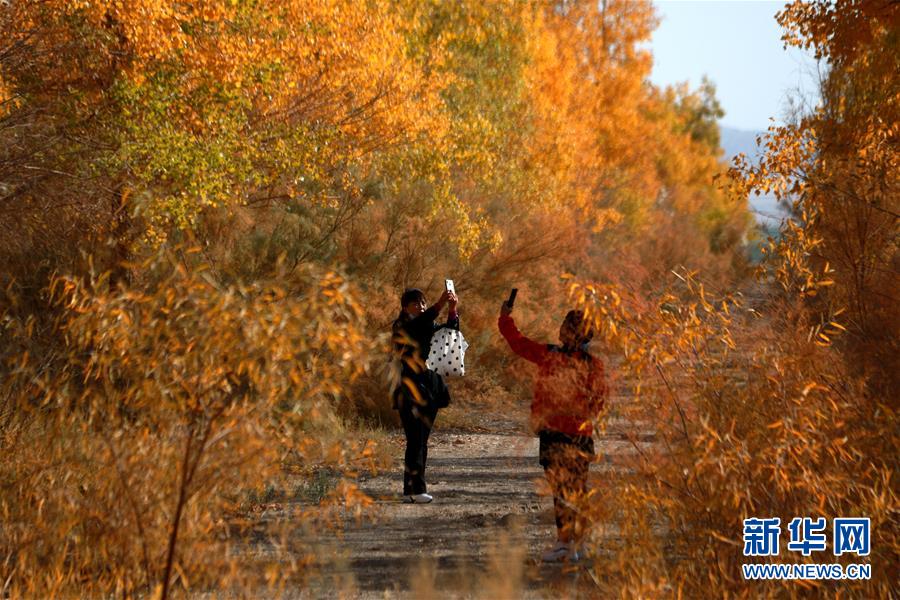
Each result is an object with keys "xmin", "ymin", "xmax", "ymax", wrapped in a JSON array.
[{"xmin": 498, "ymin": 314, "xmax": 607, "ymax": 437}]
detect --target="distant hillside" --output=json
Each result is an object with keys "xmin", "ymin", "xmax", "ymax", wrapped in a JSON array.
[
  {"xmin": 720, "ymin": 125, "xmax": 764, "ymax": 163},
  {"xmin": 719, "ymin": 125, "xmax": 787, "ymax": 226}
]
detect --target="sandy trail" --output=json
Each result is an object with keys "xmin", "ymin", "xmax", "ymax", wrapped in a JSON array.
[{"xmin": 303, "ymin": 394, "xmax": 648, "ymax": 598}]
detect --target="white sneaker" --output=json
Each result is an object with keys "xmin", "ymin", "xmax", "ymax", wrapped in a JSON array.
[
  {"xmin": 541, "ymin": 542, "xmax": 584, "ymax": 563},
  {"xmin": 540, "ymin": 541, "xmax": 570, "ymax": 562},
  {"xmin": 403, "ymin": 493, "xmax": 433, "ymax": 504}
]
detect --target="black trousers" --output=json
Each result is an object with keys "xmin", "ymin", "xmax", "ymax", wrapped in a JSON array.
[
  {"xmin": 538, "ymin": 430, "xmax": 594, "ymax": 541},
  {"xmin": 399, "ymin": 404, "xmax": 437, "ymax": 495}
]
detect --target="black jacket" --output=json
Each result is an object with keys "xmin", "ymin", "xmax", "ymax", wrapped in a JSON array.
[{"xmin": 391, "ymin": 306, "xmax": 459, "ymax": 410}]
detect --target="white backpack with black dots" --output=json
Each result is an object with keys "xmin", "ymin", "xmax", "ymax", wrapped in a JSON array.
[{"xmin": 426, "ymin": 328, "xmax": 469, "ymax": 378}]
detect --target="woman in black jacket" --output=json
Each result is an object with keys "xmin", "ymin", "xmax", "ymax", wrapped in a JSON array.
[{"xmin": 391, "ymin": 287, "xmax": 458, "ymax": 503}]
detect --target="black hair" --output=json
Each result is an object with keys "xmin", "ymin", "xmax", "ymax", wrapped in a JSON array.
[
  {"xmin": 400, "ymin": 288, "xmax": 426, "ymax": 308},
  {"xmin": 396, "ymin": 288, "xmax": 426, "ymax": 321},
  {"xmin": 562, "ymin": 309, "xmax": 594, "ymax": 343}
]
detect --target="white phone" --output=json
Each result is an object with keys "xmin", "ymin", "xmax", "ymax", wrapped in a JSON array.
[{"xmin": 445, "ymin": 279, "xmax": 455, "ymax": 295}]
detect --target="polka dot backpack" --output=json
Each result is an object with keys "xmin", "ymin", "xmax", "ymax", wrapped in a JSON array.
[{"xmin": 426, "ymin": 328, "xmax": 469, "ymax": 378}]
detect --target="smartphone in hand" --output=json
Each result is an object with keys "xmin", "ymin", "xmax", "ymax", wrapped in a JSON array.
[
  {"xmin": 445, "ymin": 279, "xmax": 455, "ymax": 295},
  {"xmin": 507, "ymin": 288, "xmax": 518, "ymax": 308}
]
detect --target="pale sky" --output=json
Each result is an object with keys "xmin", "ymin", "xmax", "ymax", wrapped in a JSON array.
[{"xmin": 649, "ymin": 0, "xmax": 820, "ymax": 131}]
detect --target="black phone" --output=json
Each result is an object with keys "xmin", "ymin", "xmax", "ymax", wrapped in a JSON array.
[{"xmin": 507, "ymin": 288, "xmax": 518, "ymax": 308}]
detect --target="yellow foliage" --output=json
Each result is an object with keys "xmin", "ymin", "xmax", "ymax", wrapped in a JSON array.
[{"xmin": 0, "ymin": 250, "xmax": 380, "ymax": 597}]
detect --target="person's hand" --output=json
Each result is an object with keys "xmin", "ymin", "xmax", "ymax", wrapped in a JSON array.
[
  {"xmin": 447, "ymin": 291, "xmax": 458, "ymax": 309},
  {"xmin": 500, "ymin": 301, "xmax": 512, "ymax": 317},
  {"xmin": 437, "ymin": 289, "xmax": 451, "ymax": 307}
]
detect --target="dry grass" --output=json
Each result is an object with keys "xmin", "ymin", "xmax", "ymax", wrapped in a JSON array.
[
  {"xmin": 568, "ymin": 263, "xmax": 897, "ymax": 597},
  {"xmin": 0, "ymin": 251, "xmax": 382, "ymax": 598}
]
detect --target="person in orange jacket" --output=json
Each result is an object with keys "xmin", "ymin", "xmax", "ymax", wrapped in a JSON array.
[{"xmin": 498, "ymin": 301, "xmax": 607, "ymax": 562}]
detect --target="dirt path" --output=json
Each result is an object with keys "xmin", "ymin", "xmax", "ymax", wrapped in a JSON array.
[{"xmin": 301, "ymin": 392, "xmax": 649, "ymax": 598}]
